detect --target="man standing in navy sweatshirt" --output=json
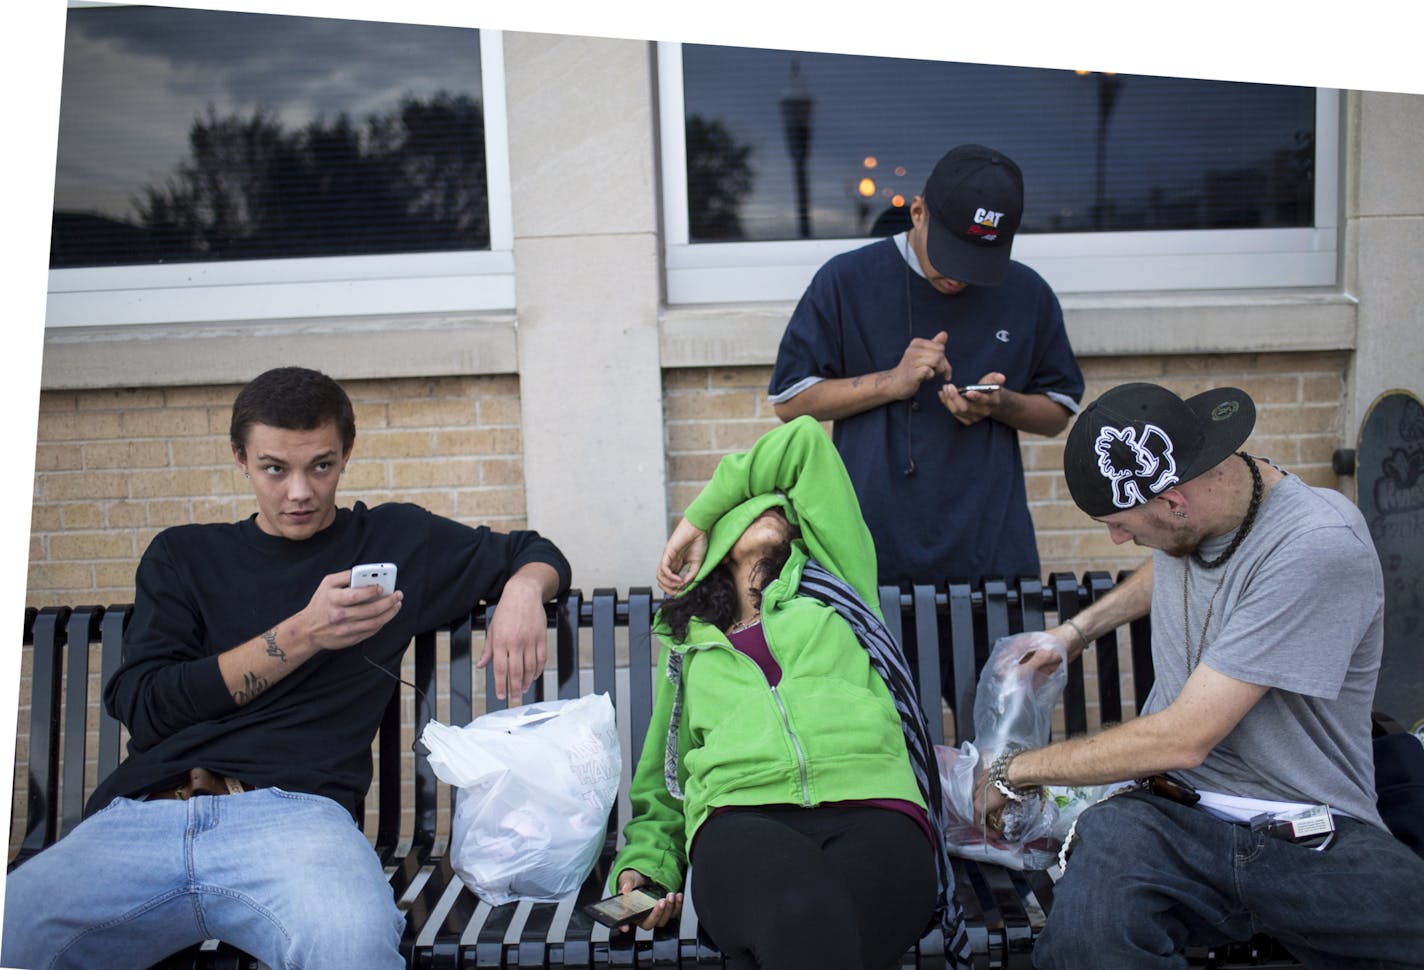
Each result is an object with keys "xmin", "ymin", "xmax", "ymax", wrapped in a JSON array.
[
  {"xmin": 2, "ymin": 366, "xmax": 571, "ymax": 970},
  {"xmin": 769, "ymin": 144, "xmax": 1083, "ymax": 591}
]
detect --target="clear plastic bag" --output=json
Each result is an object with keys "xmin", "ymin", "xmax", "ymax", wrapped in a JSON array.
[
  {"xmin": 420, "ymin": 693, "xmax": 621, "ymax": 905},
  {"xmin": 936, "ymin": 631, "xmax": 1069, "ymax": 870}
]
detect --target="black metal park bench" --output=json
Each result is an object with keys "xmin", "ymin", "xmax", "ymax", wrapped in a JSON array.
[{"xmin": 13, "ymin": 574, "xmax": 1309, "ymax": 969}]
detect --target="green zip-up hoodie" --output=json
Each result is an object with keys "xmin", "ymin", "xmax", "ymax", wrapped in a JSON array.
[{"xmin": 609, "ymin": 416, "xmax": 925, "ymax": 893}]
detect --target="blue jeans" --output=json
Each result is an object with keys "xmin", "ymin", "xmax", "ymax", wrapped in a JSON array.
[
  {"xmin": 1, "ymin": 788, "xmax": 405, "ymax": 970},
  {"xmin": 1035, "ymin": 789, "xmax": 1424, "ymax": 970}
]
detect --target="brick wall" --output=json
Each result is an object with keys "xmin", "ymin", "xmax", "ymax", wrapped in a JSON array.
[{"xmin": 663, "ymin": 352, "xmax": 1351, "ymax": 580}]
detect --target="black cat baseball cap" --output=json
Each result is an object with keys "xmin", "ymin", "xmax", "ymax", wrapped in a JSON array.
[
  {"xmin": 921, "ymin": 144, "xmax": 1024, "ymax": 286},
  {"xmin": 1064, "ymin": 383, "xmax": 1256, "ymax": 517}
]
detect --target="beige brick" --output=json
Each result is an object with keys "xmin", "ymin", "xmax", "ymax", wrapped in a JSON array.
[
  {"xmin": 29, "ymin": 504, "xmax": 62, "ymax": 531},
  {"xmin": 39, "ymin": 391, "xmax": 78, "ymax": 412},
  {"xmin": 170, "ymin": 438, "xmax": 232, "ymax": 468},
  {"xmin": 711, "ymin": 367, "xmax": 772, "ymax": 388},
  {"xmin": 1301, "ymin": 373, "xmax": 1345, "ymax": 404},
  {"xmin": 34, "ymin": 443, "xmax": 83, "ymax": 472},
  {"xmin": 668, "ymin": 453, "xmax": 720, "ymax": 484},
  {"xmin": 662, "ymin": 369, "xmax": 710, "ymax": 392},
  {"xmin": 433, "ymin": 428, "xmax": 521, "ymax": 457},
  {"xmin": 471, "ymin": 375, "xmax": 519, "ymax": 396},
  {"xmin": 27, "ymin": 561, "xmax": 94, "ymax": 590},
  {"xmin": 82, "ymin": 439, "xmax": 170, "ymax": 470},
  {"xmin": 1253, "ymin": 404, "xmax": 1340, "ymax": 436},
  {"xmin": 667, "ymin": 484, "xmax": 703, "ymax": 515},
  {"xmin": 388, "ymin": 399, "xmax": 477, "ymax": 428},
  {"xmin": 340, "ymin": 462, "xmax": 389, "ymax": 490},
  {"xmin": 391, "ymin": 459, "xmax": 481, "ymax": 489},
  {"xmin": 457, "ymin": 487, "xmax": 525, "ymax": 518},
  {"xmin": 49, "ymin": 531, "xmax": 134, "ymax": 561},
  {"xmin": 665, "ymin": 423, "xmax": 713, "ymax": 452},
  {"xmin": 104, "ymin": 502, "xmax": 148, "ymax": 528},
  {"xmin": 1297, "ymin": 436, "xmax": 1343, "ymax": 466},
  {"xmin": 38, "ymin": 412, "xmax": 125, "ymax": 441},
  {"xmin": 384, "ymin": 491, "xmax": 456, "ymax": 517},
  {"xmin": 164, "ymin": 384, "xmax": 240, "ymax": 408},
  {"xmin": 40, "ymin": 471, "xmax": 131, "ymax": 501},
  {"xmin": 477, "ymin": 396, "xmax": 522, "ymax": 426},
  {"xmin": 29, "ymin": 535, "xmax": 44, "ymax": 561},
  {"xmin": 121, "ymin": 408, "xmax": 211, "ymax": 438},
  {"xmin": 192, "ymin": 498, "xmax": 241, "ymax": 523},
  {"xmin": 356, "ymin": 430, "xmax": 434, "ymax": 460},
  {"xmin": 127, "ymin": 468, "xmax": 222, "ymax": 499},
  {"xmin": 93, "ymin": 561, "xmax": 139, "ymax": 592},
  {"xmin": 481, "ymin": 459, "xmax": 525, "ymax": 487},
  {"xmin": 77, "ymin": 388, "xmax": 167, "ymax": 411},
  {"xmin": 146, "ymin": 500, "xmax": 192, "ymax": 527},
  {"xmin": 59, "ymin": 503, "xmax": 105, "ymax": 530},
  {"xmin": 351, "ymin": 402, "xmax": 389, "ymax": 432},
  {"xmin": 664, "ymin": 391, "xmax": 760, "ymax": 421},
  {"xmin": 711, "ymin": 420, "xmax": 778, "ymax": 451}
]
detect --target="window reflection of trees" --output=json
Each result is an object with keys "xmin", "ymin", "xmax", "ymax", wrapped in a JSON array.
[{"xmin": 52, "ymin": 93, "xmax": 488, "ymax": 267}]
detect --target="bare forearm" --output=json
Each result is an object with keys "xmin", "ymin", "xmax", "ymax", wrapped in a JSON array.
[
  {"xmin": 993, "ymin": 391, "xmax": 1072, "ymax": 436},
  {"xmin": 1007, "ymin": 713, "xmax": 1200, "ymax": 788},
  {"xmin": 217, "ymin": 616, "xmax": 321, "ymax": 705},
  {"xmin": 773, "ymin": 374, "xmax": 907, "ymax": 422}
]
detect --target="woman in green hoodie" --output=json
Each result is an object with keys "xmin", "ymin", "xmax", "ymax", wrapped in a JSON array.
[{"xmin": 607, "ymin": 415, "xmax": 965, "ymax": 970}]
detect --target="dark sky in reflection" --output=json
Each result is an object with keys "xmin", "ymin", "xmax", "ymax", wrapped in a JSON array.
[
  {"xmin": 682, "ymin": 44, "xmax": 1316, "ymax": 239},
  {"xmin": 54, "ymin": 6, "xmax": 481, "ymax": 218}
]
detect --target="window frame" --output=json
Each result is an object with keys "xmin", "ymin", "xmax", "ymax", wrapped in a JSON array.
[
  {"xmin": 657, "ymin": 41, "xmax": 1341, "ymax": 304},
  {"xmin": 46, "ymin": 22, "xmax": 513, "ymax": 328}
]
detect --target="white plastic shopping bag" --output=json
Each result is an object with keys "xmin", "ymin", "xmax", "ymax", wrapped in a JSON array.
[{"xmin": 420, "ymin": 693, "xmax": 621, "ymax": 905}]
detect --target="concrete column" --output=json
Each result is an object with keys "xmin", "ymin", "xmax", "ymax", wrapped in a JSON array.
[
  {"xmin": 1344, "ymin": 90, "xmax": 1424, "ymax": 453},
  {"xmin": 503, "ymin": 33, "xmax": 668, "ymax": 590}
]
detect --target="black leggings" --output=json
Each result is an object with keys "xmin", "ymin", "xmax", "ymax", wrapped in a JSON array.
[{"xmin": 690, "ymin": 804, "xmax": 937, "ymax": 970}]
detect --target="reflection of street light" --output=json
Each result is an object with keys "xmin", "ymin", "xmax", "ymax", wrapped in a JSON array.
[
  {"xmin": 779, "ymin": 59, "xmax": 814, "ymax": 238},
  {"xmin": 1076, "ymin": 70, "xmax": 1122, "ymax": 230}
]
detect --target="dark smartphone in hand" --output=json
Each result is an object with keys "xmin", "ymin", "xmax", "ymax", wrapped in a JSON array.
[{"xmin": 581, "ymin": 885, "xmax": 667, "ymax": 929}]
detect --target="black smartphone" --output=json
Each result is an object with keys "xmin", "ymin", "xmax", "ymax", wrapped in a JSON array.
[
  {"xmin": 581, "ymin": 885, "xmax": 667, "ymax": 929},
  {"xmin": 961, "ymin": 383, "xmax": 1001, "ymax": 393}
]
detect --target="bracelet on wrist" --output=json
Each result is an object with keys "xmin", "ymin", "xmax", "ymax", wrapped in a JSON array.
[
  {"xmin": 987, "ymin": 743, "xmax": 1039, "ymax": 802},
  {"xmin": 1064, "ymin": 617, "xmax": 1090, "ymax": 652}
]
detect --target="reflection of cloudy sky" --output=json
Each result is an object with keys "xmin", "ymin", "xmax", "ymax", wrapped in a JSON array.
[
  {"xmin": 683, "ymin": 44, "xmax": 1315, "ymax": 239},
  {"xmin": 55, "ymin": 6, "xmax": 481, "ymax": 218}
]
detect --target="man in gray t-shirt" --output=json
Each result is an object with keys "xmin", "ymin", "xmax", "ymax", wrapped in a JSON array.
[{"xmin": 976, "ymin": 382, "xmax": 1424, "ymax": 970}]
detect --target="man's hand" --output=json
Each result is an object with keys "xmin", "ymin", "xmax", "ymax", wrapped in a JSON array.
[
  {"xmin": 939, "ymin": 370, "xmax": 1006, "ymax": 426},
  {"xmin": 657, "ymin": 518, "xmax": 709, "ymax": 595},
  {"xmin": 297, "ymin": 569, "xmax": 404, "ymax": 652},
  {"xmin": 615, "ymin": 869, "xmax": 684, "ymax": 932},
  {"xmin": 887, "ymin": 330, "xmax": 951, "ymax": 400},
  {"xmin": 971, "ymin": 754, "xmax": 1011, "ymax": 831},
  {"xmin": 479, "ymin": 567, "xmax": 556, "ymax": 701},
  {"xmin": 219, "ymin": 569, "xmax": 402, "ymax": 706}
]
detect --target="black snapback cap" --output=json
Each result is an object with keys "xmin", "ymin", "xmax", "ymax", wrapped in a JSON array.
[
  {"xmin": 1063, "ymin": 383, "xmax": 1256, "ymax": 518},
  {"xmin": 921, "ymin": 144, "xmax": 1024, "ymax": 287}
]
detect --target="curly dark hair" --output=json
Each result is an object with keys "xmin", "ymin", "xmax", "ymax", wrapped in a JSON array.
[
  {"xmin": 659, "ymin": 538, "xmax": 793, "ymax": 643},
  {"xmin": 229, "ymin": 366, "xmax": 356, "ymax": 457}
]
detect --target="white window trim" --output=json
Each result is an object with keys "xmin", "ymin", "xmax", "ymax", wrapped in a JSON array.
[
  {"xmin": 47, "ymin": 28, "xmax": 514, "ymax": 328},
  {"xmin": 657, "ymin": 42, "xmax": 1340, "ymax": 303}
]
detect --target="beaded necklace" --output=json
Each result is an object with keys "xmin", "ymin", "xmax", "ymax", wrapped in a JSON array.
[{"xmin": 1183, "ymin": 453, "xmax": 1262, "ymax": 673}]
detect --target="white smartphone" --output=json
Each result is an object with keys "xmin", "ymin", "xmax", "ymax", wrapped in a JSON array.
[{"xmin": 351, "ymin": 562, "xmax": 398, "ymax": 596}]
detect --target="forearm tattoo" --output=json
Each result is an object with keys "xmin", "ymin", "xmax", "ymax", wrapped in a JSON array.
[
  {"xmin": 262, "ymin": 628, "xmax": 287, "ymax": 663},
  {"xmin": 232, "ymin": 671, "xmax": 270, "ymax": 705}
]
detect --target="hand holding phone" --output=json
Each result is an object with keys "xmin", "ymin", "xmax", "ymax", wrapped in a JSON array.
[
  {"xmin": 351, "ymin": 562, "xmax": 398, "ymax": 596},
  {"xmin": 961, "ymin": 383, "xmax": 1001, "ymax": 393},
  {"xmin": 581, "ymin": 884, "xmax": 668, "ymax": 929}
]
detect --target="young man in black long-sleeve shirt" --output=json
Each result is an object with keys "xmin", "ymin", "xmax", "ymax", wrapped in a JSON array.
[{"xmin": 3, "ymin": 367, "xmax": 571, "ymax": 970}]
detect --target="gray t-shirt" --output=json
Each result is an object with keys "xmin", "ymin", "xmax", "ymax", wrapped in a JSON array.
[{"xmin": 1142, "ymin": 471, "xmax": 1385, "ymax": 826}]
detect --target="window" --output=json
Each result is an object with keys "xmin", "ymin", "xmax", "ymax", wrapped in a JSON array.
[
  {"xmin": 48, "ymin": 5, "xmax": 512, "ymax": 327},
  {"xmin": 660, "ymin": 42, "xmax": 1338, "ymax": 302}
]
